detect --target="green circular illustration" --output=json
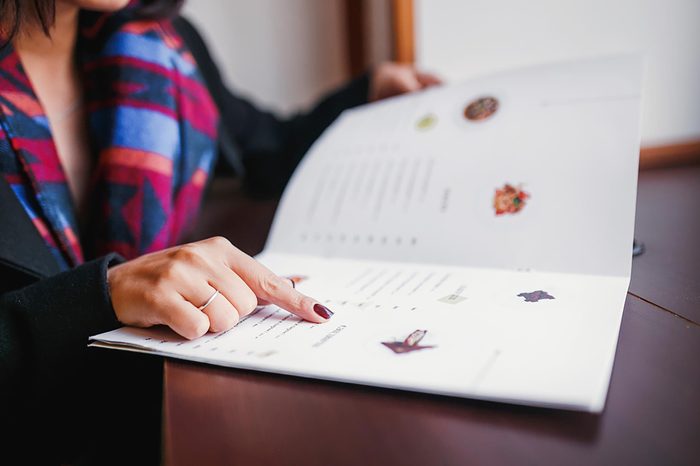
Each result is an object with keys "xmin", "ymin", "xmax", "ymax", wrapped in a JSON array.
[{"xmin": 416, "ymin": 113, "xmax": 438, "ymax": 131}]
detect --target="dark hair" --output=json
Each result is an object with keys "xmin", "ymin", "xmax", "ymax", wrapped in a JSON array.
[{"xmin": 0, "ymin": 0, "xmax": 183, "ymax": 44}]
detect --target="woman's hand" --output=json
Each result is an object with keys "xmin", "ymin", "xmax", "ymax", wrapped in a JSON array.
[
  {"xmin": 369, "ymin": 62, "xmax": 442, "ymax": 102},
  {"xmin": 107, "ymin": 236, "xmax": 333, "ymax": 340}
]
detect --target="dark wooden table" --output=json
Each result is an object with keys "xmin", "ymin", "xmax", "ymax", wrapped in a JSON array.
[{"xmin": 164, "ymin": 166, "xmax": 700, "ymax": 466}]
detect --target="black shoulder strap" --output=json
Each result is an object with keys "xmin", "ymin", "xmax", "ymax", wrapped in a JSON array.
[{"xmin": 0, "ymin": 177, "xmax": 61, "ymax": 278}]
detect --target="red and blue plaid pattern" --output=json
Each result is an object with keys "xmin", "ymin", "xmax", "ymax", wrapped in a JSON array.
[{"xmin": 0, "ymin": 10, "xmax": 219, "ymax": 270}]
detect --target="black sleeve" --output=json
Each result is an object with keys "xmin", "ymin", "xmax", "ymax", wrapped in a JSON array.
[
  {"xmin": 0, "ymin": 254, "xmax": 123, "ymax": 463},
  {"xmin": 173, "ymin": 16, "xmax": 370, "ymax": 197}
]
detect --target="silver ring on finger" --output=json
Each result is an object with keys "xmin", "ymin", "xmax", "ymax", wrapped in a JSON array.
[{"xmin": 198, "ymin": 289, "xmax": 220, "ymax": 311}]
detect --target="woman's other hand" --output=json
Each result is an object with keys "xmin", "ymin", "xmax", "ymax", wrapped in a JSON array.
[
  {"xmin": 369, "ymin": 62, "xmax": 442, "ymax": 102},
  {"xmin": 107, "ymin": 236, "xmax": 333, "ymax": 340}
]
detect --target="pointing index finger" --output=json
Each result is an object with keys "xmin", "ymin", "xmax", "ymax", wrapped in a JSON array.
[
  {"xmin": 256, "ymin": 272, "xmax": 333, "ymax": 323},
  {"xmin": 222, "ymin": 246, "xmax": 333, "ymax": 323}
]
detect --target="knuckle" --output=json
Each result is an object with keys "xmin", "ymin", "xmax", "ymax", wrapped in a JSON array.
[
  {"xmin": 259, "ymin": 274, "xmax": 285, "ymax": 298},
  {"xmin": 172, "ymin": 244, "xmax": 201, "ymax": 264},
  {"xmin": 210, "ymin": 310, "xmax": 237, "ymax": 333},
  {"xmin": 182, "ymin": 323, "xmax": 197, "ymax": 339},
  {"xmin": 227, "ymin": 311, "xmax": 240, "ymax": 328},
  {"xmin": 237, "ymin": 290, "xmax": 258, "ymax": 316},
  {"xmin": 298, "ymin": 295, "xmax": 315, "ymax": 313},
  {"xmin": 208, "ymin": 320, "xmax": 225, "ymax": 333},
  {"xmin": 208, "ymin": 236, "xmax": 232, "ymax": 250},
  {"xmin": 184, "ymin": 318, "xmax": 209, "ymax": 340},
  {"xmin": 157, "ymin": 261, "xmax": 184, "ymax": 284}
]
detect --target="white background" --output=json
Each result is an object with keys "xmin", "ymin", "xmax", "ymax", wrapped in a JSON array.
[
  {"xmin": 415, "ymin": 0, "xmax": 700, "ymax": 147},
  {"xmin": 183, "ymin": 0, "xmax": 349, "ymax": 115},
  {"xmin": 182, "ymin": 1, "xmax": 698, "ymax": 146},
  {"xmin": 183, "ymin": 0, "xmax": 392, "ymax": 115}
]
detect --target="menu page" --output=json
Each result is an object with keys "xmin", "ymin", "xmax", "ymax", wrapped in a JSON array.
[
  {"xmin": 266, "ymin": 55, "xmax": 642, "ymax": 277},
  {"xmin": 91, "ymin": 56, "xmax": 642, "ymax": 412},
  {"xmin": 92, "ymin": 253, "xmax": 629, "ymax": 411}
]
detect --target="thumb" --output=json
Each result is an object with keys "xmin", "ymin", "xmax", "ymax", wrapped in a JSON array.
[
  {"xmin": 417, "ymin": 71, "xmax": 442, "ymax": 88},
  {"xmin": 396, "ymin": 70, "xmax": 423, "ymax": 93}
]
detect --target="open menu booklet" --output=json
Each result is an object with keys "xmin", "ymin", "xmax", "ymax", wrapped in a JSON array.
[{"xmin": 91, "ymin": 56, "xmax": 642, "ymax": 412}]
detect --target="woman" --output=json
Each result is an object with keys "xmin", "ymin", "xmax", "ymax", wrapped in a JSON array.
[{"xmin": 0, "ymin": 0, "xmax": 439, "ymax": 463}]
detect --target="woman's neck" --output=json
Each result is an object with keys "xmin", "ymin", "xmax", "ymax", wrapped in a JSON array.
[
  {"xmin": 14, "ymin": 2, "xmax": 79, "ymax": 66},
  {"xmin": 13, "ymin": 2, "xmax": 93, "ymax": 217}
]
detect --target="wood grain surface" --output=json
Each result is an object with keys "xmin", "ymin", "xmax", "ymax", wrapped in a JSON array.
[{"xmin": 630, "ymin": 164, "xmax": 700, "ymax": 323}]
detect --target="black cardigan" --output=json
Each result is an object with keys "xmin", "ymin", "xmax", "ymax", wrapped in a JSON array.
[{"xmin": 0, "ymin": 16, "xmax": 368, "ymax": 464}]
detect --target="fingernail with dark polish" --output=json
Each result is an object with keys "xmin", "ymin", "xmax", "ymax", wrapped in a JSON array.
[{"xmin": 313, "ymin": 304, "xmax": 334, "ymax": 320}]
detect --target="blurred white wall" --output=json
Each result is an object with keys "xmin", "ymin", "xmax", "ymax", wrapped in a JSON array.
[
  {"xmin": 182, "ymin": 0, "xmax": 349, "ymax": 115},
  {"xmin": 415, "ymin": 0, "xmax": 700, "ymax": 146}
]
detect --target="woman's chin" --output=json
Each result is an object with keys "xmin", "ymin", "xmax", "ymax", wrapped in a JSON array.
[{"xmin": 63, "ymin": 0, "xmax": 132, "ymax": 12}]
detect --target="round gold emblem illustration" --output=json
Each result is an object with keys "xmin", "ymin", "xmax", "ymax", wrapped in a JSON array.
[{"xmin": 464, "ymin": 96, "xmax": 499, "ymax": 121}]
